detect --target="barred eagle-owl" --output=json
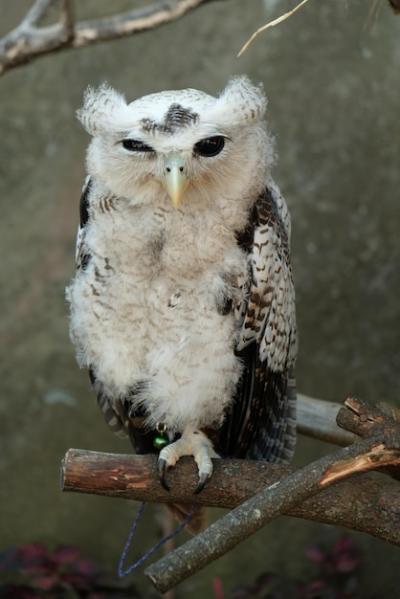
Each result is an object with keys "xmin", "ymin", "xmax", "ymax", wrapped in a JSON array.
[{"xmin": 67, "ymin": 76, "xmax": 297, "ymax": 494}]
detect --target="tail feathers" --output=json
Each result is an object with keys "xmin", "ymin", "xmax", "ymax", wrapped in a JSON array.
[
  {"xmin": 96, "ymin": 389, "xmax": 129, "ymax": 438},
  {"xmin": 246, "ymin": 367, "xmax": 297, "ymax": 463},
  {"xmin": 280, "ymin": 367, "xmax": 297, "ymax": 462},
  {"xmin": 168, "ymin": 504, "xmax": 207, "ymax": 535}
]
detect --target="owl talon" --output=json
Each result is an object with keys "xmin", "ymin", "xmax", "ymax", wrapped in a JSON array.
[
  {"xmin": 158, "ymin": 458, "xmax": 170, "ymax": 491},
  {"xmin": 194, "ymin": 472, "xmax": 211, "ymax": 494},
  {"xmin": 157, "ymin": 428, "xmax": 218, "ymax": 493}
]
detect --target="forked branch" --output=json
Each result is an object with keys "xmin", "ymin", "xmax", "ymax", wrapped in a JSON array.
[
  {"xmin": 61, "ymin": 449, "xmax": 400, "ymax": 546},
  {"xmin": 3, "ymin": 1, "xmax": 398, "ymax": 76},
  {"xmin": 61, "ymin": 396, "xmax": 400, "ymax": 593},
  {"xmin": 144, "ymin": 429, "xmax": 400, "ymax": 592},
  {"xmin": 0, "ymin": 0, "xmax": 224, "ymax": 76}
]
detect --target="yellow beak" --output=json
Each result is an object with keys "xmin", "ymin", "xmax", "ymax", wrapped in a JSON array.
[{"xmin": 163, "ymin": 153, "xmax": 189, "ymax": 208}]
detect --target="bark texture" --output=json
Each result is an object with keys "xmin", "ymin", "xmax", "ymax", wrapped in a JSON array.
[
  {"xmin": 144, "ymin": 434, "xmax": 400, "ymax": 592},
  {"xmin": 61, "ymin": 448, "xmax": 400, "ymax": 547},
  {"xmin": 61, "ymin": 397, "xmax": 400, "ymax": 592}
]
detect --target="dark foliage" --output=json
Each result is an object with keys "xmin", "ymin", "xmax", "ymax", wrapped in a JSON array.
[
  {"xmin": 0, "ymin": 543, "xmax": 141, "ymax": 599},
  {"xmin": 213, "ymin": 535, "xmax": 374, "ymax": 599}
]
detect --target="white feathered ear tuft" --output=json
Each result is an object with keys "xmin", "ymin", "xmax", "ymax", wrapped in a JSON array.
[
  {"xmin": 217, "ymin": 76, "xmax": 267, "ymax": 126},
  {"xmin": 77, "ymin": 83, "xmax": 128, "ymax": 136}
]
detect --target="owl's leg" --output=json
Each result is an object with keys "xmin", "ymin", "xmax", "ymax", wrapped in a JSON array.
[{"xmin": 158, "ymin": 427, "xmax": 219, "ymax": 494}]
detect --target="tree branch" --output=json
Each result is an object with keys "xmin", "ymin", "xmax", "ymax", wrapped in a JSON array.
[
  {"xmin": 297, "ymin": 393, "xmax": 357, "ymax": 446},
  {"xmin": 2, "ymin": 0, "xmax": 398, "ymax": 76},
  {"xmin": 61, "ymin": 449, "xmax": 400, "ymax": 547},
  {"xmin": 0, "ymin": 0, "xmax": 223, "ymax": 76},
  {"xmin": 23, "ymin": 0, "xmax": 56, "ymax": 28},
  {"xmin": 337, "ymin": 396, "xmax": 399, "ymax": 438},
  {"xmin": 60, "ymin": 397, "xmax": 400, "ymax": 592},
  {"xmin": 73, "ymin": 1, "xmax": 215, "ymax": 48},
  {"xmin": 144, "ymin": 433, "xmax": 400, "ymax": 592}
]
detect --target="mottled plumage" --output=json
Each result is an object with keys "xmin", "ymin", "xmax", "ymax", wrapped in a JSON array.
[{"xmin": 67, "ymin": 77, "xmax": 297, "ymax": 495}]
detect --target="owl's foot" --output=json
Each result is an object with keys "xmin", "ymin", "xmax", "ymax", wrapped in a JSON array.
[{"xmin": 158, "ymin": 428, "xmax": 219, "ymax": 494}]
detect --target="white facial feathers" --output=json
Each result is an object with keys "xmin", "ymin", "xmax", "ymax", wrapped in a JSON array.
[
  {"xmin": 77, "ymin": 84, "xmax": 128, "ymax": 136},
  {"xmin": 78, "ymin": 77, "xmax": 273, "ymax": 209},
  {"xmin": 213, "ymin": 76, "xmax": 267, "ymax": 128},
  {"xmin": 77, "ymin": 76, "xmax": 267, "ymax": 137}
]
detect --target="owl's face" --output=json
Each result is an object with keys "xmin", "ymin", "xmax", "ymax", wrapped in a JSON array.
[{"xmin": 78, "ymin": 77, "xmax": 273, "ymax": 209}]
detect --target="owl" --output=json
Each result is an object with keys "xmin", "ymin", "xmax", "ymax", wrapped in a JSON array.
[{"xmin": 67, "ymin": 76, "xmax": 297, "ymax": 495}]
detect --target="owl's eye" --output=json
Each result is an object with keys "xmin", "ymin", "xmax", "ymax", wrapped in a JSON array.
[
  {"xmin": 194, "ymin": 136, "xmax": 225, "ymax": 157},
  {"xmin": 121, "ymin": 139, "xmax": 154, "ymax": 152}
]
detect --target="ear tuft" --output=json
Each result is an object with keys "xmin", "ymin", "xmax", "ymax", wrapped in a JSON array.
[
  {"xmin": 219, "ymin": 76, "xmax": 267, "ymax": 125},
  {"xmin": 77, "ymin": 83, "xmax": 127, "ymax": 136}
]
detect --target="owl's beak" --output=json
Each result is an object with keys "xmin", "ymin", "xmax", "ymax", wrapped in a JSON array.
[{"xmin": 163, "ymin": 154, "xmax": 189, "ymax": 208}]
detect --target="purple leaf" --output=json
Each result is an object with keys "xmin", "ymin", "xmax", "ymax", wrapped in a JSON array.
[
  {"xmin": 73, "ymin": 558, "xmax": 98, "ymax": 577},
  {"xmin": 335, "ymin": 553, "xmax": 360, "ymax": 573},
  {"xmin": 305, "ymin": 545, "xmax": 325, "ymax": 563},
  {"xmin": 333, "ymin": 536, "xmax": 354, "ymax": 555},
  {"xmin": 213, "ymin": 576, "xmax": 224, "ymax": 599},
  {"xmin": 52, "ymin": 545, "xmax": 80, "ymax": 565}
]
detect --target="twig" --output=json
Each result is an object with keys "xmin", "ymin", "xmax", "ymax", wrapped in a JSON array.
[
  {"xmin": 237, "ymin": 0, "xmax": 312, "ymax": 57},
  {"xmin": 23, "ymin": 0, "xmax": 56, "ymax": 27},
  {"xmin": 0, "ymin": 0, "xmax": 224, "ymax": 76},
  {"xmin": 144, "ymin": 433, "xmax": 400, "ymax": 592},
  {"xmin": 73, "ymin": 1, "xmax": 215, "ymax": 47},
  {"xmin": 60, "ymin": 0, "xmax": 74, "ymax": 36}
]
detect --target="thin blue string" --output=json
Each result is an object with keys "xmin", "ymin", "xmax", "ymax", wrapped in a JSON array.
[{"xmin": 118, "ymin": 502, "xmax": 194, "ymax": 577}]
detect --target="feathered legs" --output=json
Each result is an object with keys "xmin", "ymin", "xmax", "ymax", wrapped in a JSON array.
[{"xmin": 158, "ymin": 427, "xmax": 219, "ymax": 494}]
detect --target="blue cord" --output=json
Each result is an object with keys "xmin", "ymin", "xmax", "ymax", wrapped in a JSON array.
[{"xmin": 118, "ymin": 502, "xmax": 194, "ymax": 577}]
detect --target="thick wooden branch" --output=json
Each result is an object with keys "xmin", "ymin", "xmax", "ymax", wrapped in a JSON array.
[
  {"xmin": 61, "ymin": 449, "xmax": 400, "ymax": 548},
  {"xmin": 297, "ymin": 394, "xmax": 356, "ymax": 446},
  {"xmin": 140, "ymin": 398, "xmax": 400, "ymax": 592},
  {"xmin": 338, "ymin": 396, "xmax": 399, "ymax": 438},
  {"xmin": 0, "ymin": 0, "xmax": 225, "ymax": 76},
  {"xmin": 298, "ymin": 395, "xmax": 399, "ymax": 448},
  {"xmin": 61, "ymin": 396, "xmax": 400, "ymax": 592},
  {"xmin": 337, "ymin": 396, "xmax": 400, "ymax": 480},
  {"xmin": 144, "ymin": 434, "xmax": 400, "ymax": 592}
]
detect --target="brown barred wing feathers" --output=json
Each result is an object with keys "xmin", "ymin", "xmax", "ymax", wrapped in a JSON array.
[{"xmin": 219, "ymin": 185, "xmax": 297, "ymax": 463}]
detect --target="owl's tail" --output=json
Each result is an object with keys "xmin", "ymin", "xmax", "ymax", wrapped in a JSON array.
[{"xmin": 167, "ymin": 504, "xmax": 207, "ymax": 535}]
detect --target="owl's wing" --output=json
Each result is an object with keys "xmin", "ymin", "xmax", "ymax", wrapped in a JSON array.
[
  {"xmin": 74, "ymin": 176, "xmax": 92, "ymax": 269},
  {"xmin": 218, "ymin": 184, "xmax": 297, "ymax": 463}
]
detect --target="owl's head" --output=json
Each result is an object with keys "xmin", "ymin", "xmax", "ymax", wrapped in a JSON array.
[{"xmin": 78, "ymin": 77, "xmax": 273, "ymax": 209}]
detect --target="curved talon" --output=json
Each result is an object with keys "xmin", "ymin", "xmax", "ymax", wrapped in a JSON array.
[
  {"xmin": 158, "ymin": 458, "xmax": 170, "ymax": 491},
  {"xmin": 194, "ymin": 472, "xmax": 210, "ymax": 495}
]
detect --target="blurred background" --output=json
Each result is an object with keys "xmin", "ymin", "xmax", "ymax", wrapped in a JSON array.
[{"xmin": 0, "ymin": 0, "xmax": 399, "ymax": 597}]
